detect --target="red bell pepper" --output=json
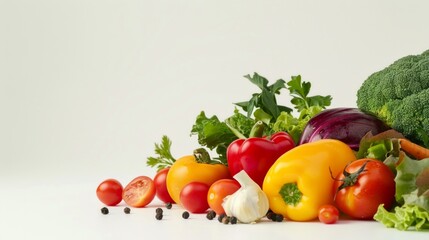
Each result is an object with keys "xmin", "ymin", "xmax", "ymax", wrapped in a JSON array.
[{"xmin": 226, "ymin": 130, "xmax": 295, "ymax": 187}]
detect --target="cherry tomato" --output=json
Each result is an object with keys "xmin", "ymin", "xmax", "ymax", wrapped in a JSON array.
[
  {"xmin": 318, "ymin": 204, "xmax": 339, "ymax": 224},
  {"xmin": 207, "ymin": 179, "xmax": 240, "ymax": 215},
  {"xmin": 153, "ymin": 168, "xmax": 175, "ymax": 203},
  {"xmin": 122, "ymin": 176, "xmax": 156, "ymax": 208},
  {"xmin": 180, "ymin": 182, "xmax": 210, "ymax": 213},
  {"xmin": 96, "ymin": 179, "xmax": 123, "ymax": 206},
  {"xmin": 333, "ymin": 159, "xmax": 395, "ymax": 219}
]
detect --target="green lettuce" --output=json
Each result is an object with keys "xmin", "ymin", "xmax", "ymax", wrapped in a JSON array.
[{"xmin": 374, "ymin": 156, "xmax": 429, "ymax": 230}]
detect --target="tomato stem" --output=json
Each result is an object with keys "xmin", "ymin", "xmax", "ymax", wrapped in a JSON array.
[{"xmin": 336, "ymin": 160, "xmax": 369, "ymax": 191}]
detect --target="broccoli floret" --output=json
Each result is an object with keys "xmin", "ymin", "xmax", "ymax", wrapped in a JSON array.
[{"xmin": 357, "ymin": 49, "xmax": 429, "ymax": 147}]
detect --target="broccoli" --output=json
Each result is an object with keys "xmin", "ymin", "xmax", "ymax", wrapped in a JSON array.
[{"xmin": 356, "ymin": 49, "xmax": 429, "ymax": 147}]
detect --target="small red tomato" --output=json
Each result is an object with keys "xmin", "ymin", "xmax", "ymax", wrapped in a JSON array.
[
  {"xmin": 153, "ymin": 168, "xmax": 175, "ymax": 203},
  {"xmin": 96, "ymin": 179, "xmax": 123, "ymax": 206},
  {"xmin": 180, "ymin": 182, "xmax": 210, "ymax": 213},
  {"xmin": 207, "ymin": 179, "xmax": 240, "ymax": 215},
  {"xmin": 318, "ymin": 204, "xmax": 339, "ymax": 224},
  {"xmin": 123, "ymin": 176, "xmax": 156, "ymax": 208},
  {"xmin": 333, "ymin": 159, "xmax": 395, "ymax": 219}
]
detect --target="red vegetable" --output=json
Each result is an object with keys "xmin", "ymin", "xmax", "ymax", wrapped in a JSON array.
[
  {"xmin": 333, "ymin": 159, "xmax": 396, "ymax": 219},
  {"xmin": 96, "ymin": 179, "xmax": 123, "ymax": 206},
  {"xmin": 153, "ymin": 168, "xmax": 175, "ymax": 203},
  {"xmin": 123, "ymin": 176, "xmax": 156, "ymax": 208},
  {"xmin": 318, "ymin": 204, "xmax": 339, "ymax": 224},
  {"xmin": 299, "ymin": 108, "xmax": 390, "ymax": 150},
  {"xmin": 227, "ymin": 131, "xmax": 295, "ymax": 187},
  {"xmin": 180, "ymin": 182, "xmax": 210, "ymax": 213}
]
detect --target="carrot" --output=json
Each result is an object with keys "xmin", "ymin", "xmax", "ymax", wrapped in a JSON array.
[{"xmin": 399, "ymin": 138, "xmax": 429, "ymax": 160}]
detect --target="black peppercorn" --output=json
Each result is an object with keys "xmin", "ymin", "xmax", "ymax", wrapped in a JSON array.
[
  {"xmin": 218, "ymin": 213, "xmax": 226, "ymax": 223},
  {"xmin": 182, "ymin": 211, "xmax": 190, "ymax": 219},
  {"xmin": 165, "ymin": 202, "xmax": 172, "ymax": 209},
  {"xmin": 155, "ymin": 213, "xmax": 163, "ymax": 220},
  {"xmin": 274, "ymin": 214, "xmax": 284, "ymax": 222},
  {"xmin": 124, "ymin": 207, "xmax": 131, "ymax": 214},
  {"xmin": 156, "ymin": 207, "xmax": 163, "ymax": 214},
  {"xmin": 206, "ymin": 210, "xmax": 216, "ymax": 220},
  {"xmin": 101, "ymin": 207, "xmax": 109, "ymax": 215},
  {"xmin": 266, "ymin": 212, "xmax": 274, "ymax": 220},
  {"xmin": 230, "ymin": 216, "xmax": 238, "ymax": 224},
  {"xmin": 221, "ymin": 216, "xmax": 230, "ymax": 224}
]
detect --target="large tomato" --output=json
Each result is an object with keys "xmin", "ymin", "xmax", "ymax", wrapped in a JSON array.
[
  {"xmin": 96, "ymin": 179, "xmax": 123, "ymax": 206},
  {"xmin": 207, "ymin": 179, "xmax": 240, "ymax": 215},
  {"xmin": 333, "ymin": 159, "xmax": 395, "ymax": 219},
  {"xmin": 123, "ymin": 176, "xmax": 156, "ymax": 208},
  {"xmin": 180, "ymin": 182, "xmax": 210, "ymax": 213},
  {"xmin": 153, "ymin": 168, "xmax": 175, "ymax": 203}
]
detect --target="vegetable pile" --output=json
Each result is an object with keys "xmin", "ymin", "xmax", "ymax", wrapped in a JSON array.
[{"xmin": 96, "ymin": 49, "xmax": 429, "ymax": 231}]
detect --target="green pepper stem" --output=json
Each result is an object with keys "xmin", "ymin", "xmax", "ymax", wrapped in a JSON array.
[
  {"xmin": 249, "ymin": 121, "xmax": 265, "ymax": 138},
  {"xmin": 279, "ymin": 182, "xmax": 302, "ymax": 206},
  {"xmin": 193, "ymin": 148, "xmax": 212, "ymax": 164}
]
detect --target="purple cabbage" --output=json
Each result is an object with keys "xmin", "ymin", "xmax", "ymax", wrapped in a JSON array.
[{"xmin": 298, "ymin": 108, "xmax": 390, "ymax": 150}]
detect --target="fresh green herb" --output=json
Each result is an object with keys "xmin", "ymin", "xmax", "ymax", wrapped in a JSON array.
[
  {"xmin": 272, "ymin": 75, "xmax": 332, "ymax": 143},
  {"xmin": 287, "ymin": 75, "xmax": 332, "ymax": 112},
  {"xmin": 146, "ymin": 135, "xmax": 176, "ymax": 171},
  {"xmin": 234, "ymin": 72, "xmax": 292, "ymax": 120},
  {"xmin": 190, "ymin": 109, "xmax": 255, "ymax": 164},
  {"xmin": 147, "ymin": 72, "xmax": 332, "ymax": 169}
]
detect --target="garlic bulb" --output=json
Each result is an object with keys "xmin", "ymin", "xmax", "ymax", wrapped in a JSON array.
[{"xmin": 222, "ymin": 170, "xmax": 269, "ymax": 223}]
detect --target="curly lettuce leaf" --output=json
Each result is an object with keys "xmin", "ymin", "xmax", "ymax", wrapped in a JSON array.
[
  {"xmin": 395, "ymin": 156, "xmax": 429, "ymax": 205},
  {"xmin": 190, "ymin": 110, "xmax": 255, "ymax": 163},
  {"xmin": 374, "ymin": 204, "xmax": 429, "ymax": 231}
]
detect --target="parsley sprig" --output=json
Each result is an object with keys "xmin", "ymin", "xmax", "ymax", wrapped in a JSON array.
[{"xmin": 146, "ymin": 135, "xmax": 176, "ymax": 171}]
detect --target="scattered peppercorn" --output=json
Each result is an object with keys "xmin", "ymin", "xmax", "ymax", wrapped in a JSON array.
[
  {"xmin": 155, "ymin": 213, "xmax": 163, "ymax": 220},
  {"xmin": 221, "ymin": 216, "xmax": 230, "ymax": 224},
  {"xmin": 218, "ymin": 213, "xmax": 226, "ymax": 223},
  {"xmin": 100, "ymin": 207, "xmax": 109, "ymax": 215},
  {"xmin": 165, "ymin": 202, "xmax": 172, "ymax": 209},
  {"xmin": 266, "ymin": 212, "xmax": 274, "ymax": 220},
  {"xmin": 156, "ymin": 207, "xmax": 163, "ymax": 214},
  {"xmin": 230, "ymin": 216, "xmax": 238, "ymax": 224},
  {"xmin": 206, "ymin": 210, "xmax": 216, "ymax": 220},
  {"xmin": 274, "ymin": 214, "xmax": 284, "ymax": 222},
  {"xmin": 124, "ymin": 207, "xmax": 131, "ymax": 214},
  {"xmin": 182, "ymin": 211, "xmax": 190, "ymax": 219}
]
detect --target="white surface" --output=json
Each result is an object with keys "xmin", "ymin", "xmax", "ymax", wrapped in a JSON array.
[{"xmin": 1, "ymin": 0, "xmax": 429, "ymax": 239}]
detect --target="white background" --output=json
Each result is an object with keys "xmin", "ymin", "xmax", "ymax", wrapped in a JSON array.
[{"xmin": 1, "ymin": 0, "xmax": 429, "ymax": 239}]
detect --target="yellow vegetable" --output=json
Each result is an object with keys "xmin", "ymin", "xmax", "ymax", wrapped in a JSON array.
[{"xmin": 262, "ymin": 139, "xmax": 356, "ymax": 221}]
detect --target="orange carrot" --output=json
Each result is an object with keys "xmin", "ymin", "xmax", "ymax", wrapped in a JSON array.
[{"xmin": 399, "ymin": 138, "xmax": 429, "ymax": 160}]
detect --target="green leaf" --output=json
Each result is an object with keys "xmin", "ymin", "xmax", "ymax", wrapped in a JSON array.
[
  {"xmin": 374, "ymin": 204, "xmax": 429, "ymax": 231},
  {"xmin": 260, "ymin": 89, "xmax": 280, "ymax": 119},
  {"xmin": 146, "ymin": 135, "xmax": 176, "ymax": 171},
  {"xmin": 244, "ymin": 72, "xmax": 269, "ymax": 90},
  {"xmin": 268, "ymin": 79, "xmax": 286, "ymax": 94},
  {"xmin": 395, "ymin": 156, "xmax": 429, "ymax": 205}
]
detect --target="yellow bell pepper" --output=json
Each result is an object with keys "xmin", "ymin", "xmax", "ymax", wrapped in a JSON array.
[{"xmin": 262, "ymin": 139, "xmax": 356, "ymax": 221}]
